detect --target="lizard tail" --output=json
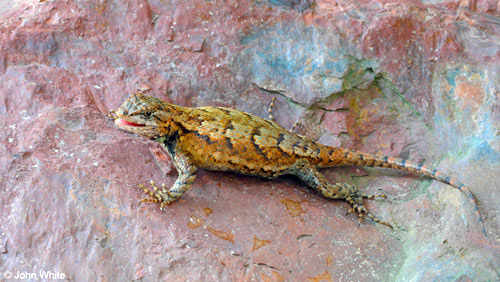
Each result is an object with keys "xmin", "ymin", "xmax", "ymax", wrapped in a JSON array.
[{"xmin": 319, "ymin": 146, "xmax": 487, "ymax": 236}]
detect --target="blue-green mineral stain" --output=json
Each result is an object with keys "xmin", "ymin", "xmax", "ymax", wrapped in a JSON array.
[
  {"xmin": 238, "ymin": 22, "xmax": 350, "ymax": 104},
  {"xmin": 471, "ymin": 141, "xmax": 500, "ymax": 162},
  {"xmin": 434, "ymin": 66, "xmax": 498, "ymax": 161}
]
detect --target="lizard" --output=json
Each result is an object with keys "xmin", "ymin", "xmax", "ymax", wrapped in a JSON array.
[{"xmin": 108, "ymin": 92, "xmax": 487, "ymax": 236}]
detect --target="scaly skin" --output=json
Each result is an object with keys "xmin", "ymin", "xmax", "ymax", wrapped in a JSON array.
[{"xmin": 109, "ymin": 92, "xmax": 487, "ymax": 236}]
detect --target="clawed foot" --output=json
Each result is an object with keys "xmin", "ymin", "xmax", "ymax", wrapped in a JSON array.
[
  {"xmin": 344, "ymin": 188, "xmax": 392, "ymax": 228},
  {"xmin": 138, "ymin": 180, "xmax": 175, "ymax": 211}
]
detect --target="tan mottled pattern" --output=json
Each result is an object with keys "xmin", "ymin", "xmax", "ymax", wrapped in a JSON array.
[{"xmin": 110, "ymin": 93, "xmax": 487, "ymax": 236}]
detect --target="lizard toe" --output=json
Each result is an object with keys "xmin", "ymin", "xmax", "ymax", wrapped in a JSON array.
[
  {"xmin": 139, "ymin": 197, "xmax": 159, "ymax": 205},
  {"xmin": 364, "ymin": 193, "xmax": 387, "ymax": 200}
]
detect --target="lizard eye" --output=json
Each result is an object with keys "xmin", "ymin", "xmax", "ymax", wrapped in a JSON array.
[{"xmin": 143, "ymin": 111, "xmax": 153, "ymax": 118}]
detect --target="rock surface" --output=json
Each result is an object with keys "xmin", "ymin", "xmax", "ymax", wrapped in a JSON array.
[{"xmin": 0, "ymin": 0, "xmax": 499, "ymax": 281}]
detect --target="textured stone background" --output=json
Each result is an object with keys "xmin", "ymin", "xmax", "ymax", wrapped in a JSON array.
[{"xmin": 1, "ymin": 0, "xmax": 499, "ymax": 281}]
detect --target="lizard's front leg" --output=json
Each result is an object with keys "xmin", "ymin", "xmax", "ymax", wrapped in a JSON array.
[
  {"xmin": 291, "ymin": 159, "xmax": 392, "ymax": 228},
  {"xmin": 139, "ymin": 146, "xmax": 197, "ymax": 211}
]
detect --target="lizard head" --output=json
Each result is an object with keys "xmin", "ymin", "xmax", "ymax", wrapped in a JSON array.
[{"xmin": 109, "ymin": 93, "xmax": 180, "ymax": 139}]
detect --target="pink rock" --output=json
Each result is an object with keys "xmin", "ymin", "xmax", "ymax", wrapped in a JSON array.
[{"xmin": 0, "ymin": 0, "xmax": 498, "ymax": 281}]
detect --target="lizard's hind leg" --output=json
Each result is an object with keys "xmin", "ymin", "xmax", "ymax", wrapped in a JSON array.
[
  {"xmin": 268, "ymin": 97, "xmax": 276, "ymax": 121},
  {"xmin": 266, "ymin": 96, "xmax": 303, "ymax": 133},
  {"xmin": 292, "ymin": 159, "xmax": 392, "ymax": 228}
]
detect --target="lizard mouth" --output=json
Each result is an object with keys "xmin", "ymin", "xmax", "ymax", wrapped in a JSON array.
[{"xmin": 115, "ymin": 118, "xmax": 146, "ymax": 127}]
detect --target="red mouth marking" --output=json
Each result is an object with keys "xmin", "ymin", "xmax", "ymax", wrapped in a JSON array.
[{"xmin": 116, "ymin": 118, "xmax": 146, "ymax": 127}]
